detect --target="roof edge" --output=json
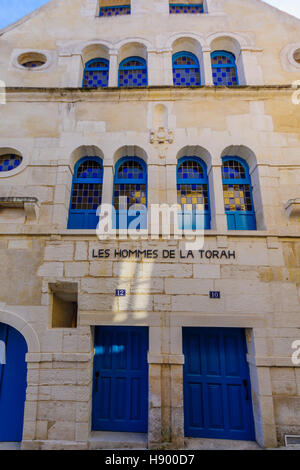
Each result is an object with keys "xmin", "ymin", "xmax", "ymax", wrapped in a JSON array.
[
  {"xmin": 0, "ymin": 0, "xmax": 60, "ymax": 36},
  {"xmin": 258, "ymin": 0, "xmax": 300, "ymax": 23}
]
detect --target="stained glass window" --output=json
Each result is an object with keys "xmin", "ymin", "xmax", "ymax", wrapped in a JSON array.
[
  {"xmin": 169, "ymin": 3, "xmax": 204, "ymax": 14},
  {"xmin": 119, "ymin": 57, "xmax": 147, "ymax": 87},
  {"xmin": 99, "ymin": 5, "xmax": 130, "ymax": 16},
  {"xmin": 68, "ymin": 157, "xmax": 103, "ymax": 229},
  {"xmin": 222, "ymin": 157, "xmax": 256, "ymax": 230},
  {"xmin": 22, "ymin": 61, "xmax": 45, "ymax": 69},
  {"xmin": 113, "ymin": 157, "xmax": 147, "ymax": 228},
  {"xmin": 0, "ymin": 154, "xmax": 22, "ymax": 172},
  {"xmin": 83, "ymin": 58, "xmax": 109, "ymax": 88},
  {"xmin": 173, "ymin": 52, "xmax": 201, "ymax": 87},
  {"xmin": 177, "ymin": 157, "xmax": 210, "ymax": 229},
  {"xmin": 211, "ymin": 51, "xmax": 238, "ymax": 86}
]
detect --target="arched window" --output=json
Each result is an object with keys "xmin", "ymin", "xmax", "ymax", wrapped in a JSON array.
[
  {"xmin": 113, "ymin": 157, "xmax": 147, "ymax": 229},
  {"xmin": 222, "ymin": 157, "xmax": 256, "ymax": 230},
  {"xmin": 82, "ymin": 58, "xmax": 109, "ymax": 88},
  {"xmin": 211, "ymin": 51, "xmax": 238, "ymax": 86},
  {"xmin": 118, "ymin": 57, "xmax": 147, "ymax": 87},
  {"xmin": 0, "ymin": 154, "xmax": 22, "ymax": 173},
  {"xmin": 177, "ymin": 157, "xmax": 210, "ymax": 230},
  {"xmin": 68, "ymin": 157, "xmax": 103, "ymax": 229},
  {"xmin": 172, "ymin": 52, "xmax": 201, "ymax": 86}
]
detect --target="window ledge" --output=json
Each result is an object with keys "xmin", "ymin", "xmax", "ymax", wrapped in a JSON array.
[{"xmin": 0, "ymin": 196, "xmax": 40, "ymax": 224}]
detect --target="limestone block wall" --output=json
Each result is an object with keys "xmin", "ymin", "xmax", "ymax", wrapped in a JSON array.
[
  {"xmin": 1, "ymin": 0, "xmax": 300, "ymax": 88},
  {"xmin": 0, "ymin": 231, "xmax": 298, "ymax": 448}
]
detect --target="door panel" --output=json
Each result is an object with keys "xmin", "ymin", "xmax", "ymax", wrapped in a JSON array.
[
  {"xmin": 0, "ymin": 323, "xmax": 28, "ymax": 442},
  {"xmin": 92, "ymin": 326, "xmax": 148, "ymax": 432},
  {"xmin": 183, "ymin": 327, "xmax": 255, "ymax": 440}
]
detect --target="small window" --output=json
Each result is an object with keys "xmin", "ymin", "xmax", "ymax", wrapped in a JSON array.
[
  {"xmin": 211, "ymin": 51, "xmax": 238, "ymax": 86},
  {"xmin": 68, "ymin": 157, "xmax": 103, "ymax": 229},
  {"xmin": 113, "ymin": 157, "xmax": 147, "ymax": 229},
  {"xmin": 99, "ymin": 5, "xmax": 130, "ymax": 16},
  {"xmin": 0, "ymin": 154, "xmax": 22, "ymax": 173},
  {"xmin": 222, "ymin": 157, "xmax": 256, "ymax": 230},
  {"xmin": 83, "ymin": 58, "xmax": 109, "ymax": 88},
  {"xmin": 118, "ymin": 57, "xmax": 147, "ymax": 87},
  {"xmin": 173, "ymin": 52, "xmax": 201, "ymax": 86},
  {"xmin": 18, "ymin": 52, "xmax": 47, "ymax": 69},
  {"xmin": 169, "ymin": 3, "xmax": 204, "ymax": 14},
  {"xmin": 50, "ymin": 284, "xmax": 78, "ymax": 329},
  {"xmin": 293, "ymin": 49, "xmax": 300, "ymax": 65},
  {"xmin": 177, "ymin": 157, "xmax": 210, "ymax": 230}
]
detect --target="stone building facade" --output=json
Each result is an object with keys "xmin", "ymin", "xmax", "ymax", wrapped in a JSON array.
[{"xmin": 0, "ymin": 0, "xmax": 300, "ymax": 450}]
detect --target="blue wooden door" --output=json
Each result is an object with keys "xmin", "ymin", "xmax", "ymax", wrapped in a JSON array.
[
  {"xmin": 92, "ymin": 326, "xmax": 148, "ymax": 432},
  {"xmin": 0, "ymin": 323, "xmax": 28, "ymax": 442},
  {"xmin": 183, "ymin": 327, "xmax": 255, "ymax": 440}
]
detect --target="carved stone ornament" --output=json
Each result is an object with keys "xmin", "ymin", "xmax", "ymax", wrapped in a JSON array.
[{"xmin": 150, "ymin": 127, "xmax": 174, "ymax": 158}]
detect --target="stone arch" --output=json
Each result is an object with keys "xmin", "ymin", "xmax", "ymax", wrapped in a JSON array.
[
  {"xmin": 176, "ymin": 145, "xmax": 212, "ymax": 171},
  {"xmin": 207, "ymin": 31, "xmax": 252, "ymax": 52},
  {"xmin": 166, "ymin": 32, "xmax": 204, "ymax": 51},
  {"xmin": 117, "ymin": 40, "xmax": 150, "ymax": 66},
  {"xmin": 0, "ymin": 308, "xmax": 40, "ymax": 353},
  {"xmin": 207, "ymin": 33, "xmax": 251, "ymax": 85},
  {"xmin": 70, "ymin": 145, "xmax": 105, "ymax": 172},
  {"xmin": 81, "ymin": 43, "xmax": 110, "ymax": 64},
  {"xmin": 221, "ymin": 144, "xmax": 258, "ymax": 173},
  {"xmin": 114, "ymin": 145, "xmax": 148, "ymax": 164}
]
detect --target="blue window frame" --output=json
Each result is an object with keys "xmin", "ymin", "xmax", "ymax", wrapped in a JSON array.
[
  {"xmin": 113, "ymin": 157, "xmax": 147, "ymax": 229},
  {"xmin": 211, "ymin": 51, "xmax": 238, "ymax": 86},
  {"xmin": 99, "ymin": 5, "xmax": 130, "ymax": 16},
  {"xmin": 222, "ymin": 157, "xmax": 256, "ymax": 230},
  {"xmin": 177, "ymin": 157, "xmax": 210, "ymax": 230},
  {"xmin": 68, "ymin": 157, "xmax": 103, "ymax": 229},
  {"xmin": 0, "ymin": 154, "xmax": 22, "ymax": 172},
  {"xmin": 118, "ymin": 57, "xmax": 148, "ymax": 87},
  {"xmin": 169, "ymin": 3, "xmax": 204, "ymax": 14},
  {"xmin": 173, "ymin": 52, "xmax": 201, "ymax": 87},
  {"xmin": 82, "ymin": 58, "xmax": 109, "ymax": 88}
]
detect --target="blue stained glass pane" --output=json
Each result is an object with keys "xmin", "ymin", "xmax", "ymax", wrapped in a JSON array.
[
  {"xmin": 118, "ymin": 161, "xmax": 145, "ymax": 180},
  {"xmin": 0, "ymin": 154, "xmax": 22, "ymax": 173},
  {"xmin": 99, "ymin": 5, "xmax": 131, "ymax": 17},
  {"xmin": 170, "ymin": 4, "xmax": 204, "ymax": 14},
  {"xmin": 77, "ymin": 160, "xmax": 103, "ymax": 180},
  {"xmin": 173, "ymin": 54, "xmax": 201, "ymax": 86},
  {"xmin": 119, "ymin": 59, "xmax": 147, "ymax": 87},
  {"xmin": 83, "ymin": 65, "xmax": 109, "ymax": 88}
]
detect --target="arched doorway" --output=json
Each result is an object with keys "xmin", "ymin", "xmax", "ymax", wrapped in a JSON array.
[{"xmin": 0, "ymin": 323, "xmax": 28, "ymax": 442}]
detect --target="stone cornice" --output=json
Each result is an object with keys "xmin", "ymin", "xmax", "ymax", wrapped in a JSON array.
[{"xmin": 3, "ymin": 85, "xmax": 299, "ymax": 103}]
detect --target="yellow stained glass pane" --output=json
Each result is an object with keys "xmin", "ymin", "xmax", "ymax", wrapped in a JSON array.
[
  {"xmin": 197, "ymin": 204, "xmax": 204, "ymax": 210},
  {"xmin": 141, "ymin": 198, "xmax": 146, "ymax": 204},
  {"xmin": 181, "ymin": 197, "xmax": 186, "ymax": 204},
  {"xmin": 192, "ymin": 198, "xmax": 197, "ymax": 204},
  {"xmin": 135, "ymin": 192, "xmax": 140, "ymax": 198},
  {"xmin": 224, "ymin": 198, "xmax": 229, "ymax": 204},
  {"xmin": 186, "ymin": 204, "xmax": 192, "ymax": 210},
  {"xmin": 230, "ymin": 205, "xmax": 235, "ymax": 210},
  {"xmin": 235, "ymin": 198, "xmax": 240, "ymax": 204}
]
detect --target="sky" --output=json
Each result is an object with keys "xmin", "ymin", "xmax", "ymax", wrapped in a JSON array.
[{"xmin": 0, "ymin": 0, "xmax": 300, "ymax": 29}]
